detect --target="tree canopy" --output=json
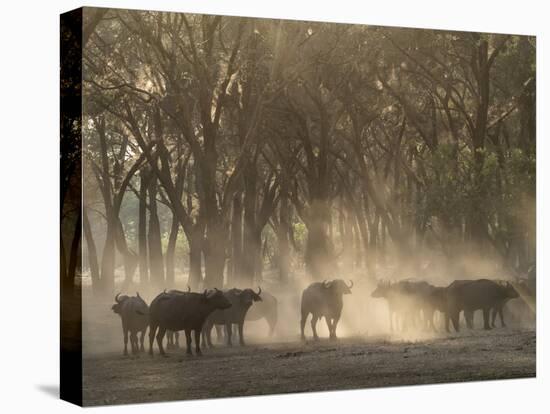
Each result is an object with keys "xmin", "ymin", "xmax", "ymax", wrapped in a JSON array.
[{"xmin": 70, "ymin": 8, "xmax": 535, "ymax": 293}]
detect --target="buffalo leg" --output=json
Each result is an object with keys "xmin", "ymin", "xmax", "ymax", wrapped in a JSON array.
[
  {"xmin": 332, "ymin": 318, "xmax": 340, "ymax": 339},
  {"xmin": 149, "ymin": 323, "xmax": 158, "ymax": 355},
  {"xmin": 200, "ymin": 328, "xmax": 208, "ymax": 349},
  {"xmin": 194, "ymin": 329, "xmax": 202, "ymax": 356},
  {"xmin": 206, "ymin": 325, "xmax": 214, "ymax": 348},
  {"xmin": 174, "ymin": 331, "xmax": 180, "ymax": 348},
  {"xmin": 238, "ymin": 322, "xmax": 245, "ymax": 346},
  {"xmin": 464, "ymin": 310, "xmax": 473, "ymax": 329},
  {"xmin": 491, "ymin": 308, "xmax": 498, "ymax": 328},
  {"xmin": 311, "ymin": 315, "xmax": 319, "ymax": 341},
  {"xmin": 184, "ymin": 330, "xmax": 192, "ymax": 355},
  {"xmin": 122, "ymin": 325, "xmax": 129, "ymax": 356},
  {"xmin": 215, "ymin": 325, "xmax": 224, "ymax": 343},
  {"xmin": 267, "ymin": 313, "xmax": 277, "ymax": 336},
  {"xmin": 166, "ymin": 331, "xmax": 173, "ymax": 349},
  {"xmin": 499, "ymin": 307, "xmax": 506, "ymax": 327},
  {"xmin": 427, "ymin": 309, "xmax": 435, "ymax": 331},
  {"xmin": 205, "ymin": 323, "xmax": 215, "ymax": 348},
  {"xmin": 325, "ymin": 317, "xmax": 333, "ymax": 338},
  {"xmin": 140, "ymin": 330, "xmax": 145, "ymax": 352},
  {"xmin": 451, "ymin": 311, "xmax": 460, "ymax": 332},
  {"xmin": 225, "ymin": 322, "xmax": 233, "ymax": 346},
  {"xmin": 156, "ymin": 327, "xmax": 167, "ymax": 356},
  {"xmin": 130, "ymin": 331, "xmax": 138, "ymax": 354},
  {"xmin": 329, "ymin": 317, "xmax": 339, "ymax": 339},
  {"xmin": 300, "ymin": 311, "xmax": 308, "ymax": 341},
  {"xmin": 482, "ymin": 308, "xmax": 491, "ymax": 330},
  {"xmin": 426, "ymin": 309, "xmax": 435, "ymax": 331}
]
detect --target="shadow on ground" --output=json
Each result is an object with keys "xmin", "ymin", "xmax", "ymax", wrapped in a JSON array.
[{"xmin": 36, "ymin": 384, "xmax": 59, "ymax": 399}]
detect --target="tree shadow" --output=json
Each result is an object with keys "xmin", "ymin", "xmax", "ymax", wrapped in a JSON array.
[{"xmin": 36, "ymin": 384, "xmax": 59, "ymax": 399}]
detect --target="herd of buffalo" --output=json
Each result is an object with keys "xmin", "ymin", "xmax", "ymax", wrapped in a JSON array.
[{"xmin": 111, "ymin": 277, "xmax": 532, "ymax": 356}]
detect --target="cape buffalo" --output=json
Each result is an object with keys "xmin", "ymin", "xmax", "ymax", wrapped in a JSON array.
[
  {"xmin": 300, "ymin": 279, "xmax": 353, "ymax": 341},
  {"xmin": 371, "ymin": 280, "xmax": 400, "ymax": 331},
  {"xmin": 445, "ymin": 279, "xmax": 519, "ymax": 332},
  {"xmin": 489, "ymin": 281, "xmax": 520, "ymax": 327},
  {"xmin": 245, "ymin": 290, "xmax": 278, "ymax": 336},
  {"xmin": 165, "ymin": 287, "xmax": 191, "ymax": 349},
  {"xmin": 371, "ymin": 280, "xmax": 435, "ymax": 332},
  {"xmin": 148, "ymin": 289, "xmax": 231, "ymax": 356},
  {"xmin": 111, "ymin": 293, "xmax": 149, "ymax": 356},
  {"xmin": 394, "ymin": 280, "xmax": 436, "ymax": 330},
  {"xmin": 202, "ymin": 287, "xmax": 262, "ymax": 347},
  {"xmin": 423, "ymin": 286, "xmax": 447, "ymax": 331}
]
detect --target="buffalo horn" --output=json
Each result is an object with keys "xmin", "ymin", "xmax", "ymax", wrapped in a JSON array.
[
  {"xmin": 257, "ymin": 286, "xmax": 262, "ymax": 295},
  {"xmin": 347, "ymin": 280, "xmax": 354, "ymax": 289},
  {"xmin": 115, "ymin": 293, "xmax": 122, "ymax": 303}
]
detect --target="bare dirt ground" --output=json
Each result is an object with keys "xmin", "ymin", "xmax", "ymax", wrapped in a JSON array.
[{"xmin": 82, "ymin": 328, "xmax": 535, "ymax": 406}]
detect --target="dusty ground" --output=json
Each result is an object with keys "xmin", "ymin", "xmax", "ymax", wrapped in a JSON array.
[{"xmin": 82, "ymin": 328, "xmax": 535, "ymax": 406}]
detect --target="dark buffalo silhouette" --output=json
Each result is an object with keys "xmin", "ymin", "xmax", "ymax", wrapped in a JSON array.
[
  {"xmin": 300, "ymin": 279, "xmax": 353, "ymax": 341},
  {"xmin": 202, "ymin": 287, "xmax": 262, "ymax": 347},
  {"xmin": 489, "ymin": 281, "xmax": 522, "ymax": 327},
  {"xmin": 371, "ymin": 280, "xmax": 436, "ymax": 332},
  {"xmin": 165, "ymin": 287, "xmax": 191, "ymax": 349},
  {"xmin": 148, "ymin": 289, "xmax": 231, "ymax": 356},
  {"xmin": 445, "ymin": 279, "xmax": 519, "ymax": 332},
  {"xmin": 371, "ymin": 280, "xmax": 400, "ymax": 331},
  {"xmin": 394, "ymin": 280, "xmax": 437, "ymax": 330},
  {"xmin": 245, "ymin": 290, "xmax": 278, "ymax": 336},
  {"xmin": 423, "ymin": 286, "xmax": 447, "ymax": 331},
  {"xmin": 111, "ymin": 293, "xmax": 149, "ymax": 355}
]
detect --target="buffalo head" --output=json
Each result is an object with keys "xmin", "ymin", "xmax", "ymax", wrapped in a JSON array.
[
  {"xmin": 503, "ymin": 281, "xmax": 520, "ymax": 299},
  {"xmin": 111, "ymin": 293, "xmax": 129, "ymax": 314},
  {"xmin": 371, "ymin": 280, "xmax": 391, "ymax": 298},
  {"xmin": 239, "ymin": 287, "xmax": 263, "ymax": 306},
  {"xmin": 204, "ymin": 288, "xmax": 232, "ymax": 310},
  {"xmin": 324, "ymin": 279, "xmax": 353, "ymax": 295}
]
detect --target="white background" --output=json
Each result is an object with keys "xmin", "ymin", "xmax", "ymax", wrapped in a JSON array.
[{"xmin": 0, "ymin": 0, "xmax": 548, "ymax": 412}]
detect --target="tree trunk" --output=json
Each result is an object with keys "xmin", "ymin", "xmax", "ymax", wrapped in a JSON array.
[
  {"xmin": 137, "ymin": 169, "xmax": 149, "ymax": 284},
  {"xmin": 83, "ymin": 207, "xmax": 100, "ymax": 294},
  {"xmin": 60, "ymin": 234, "xmax": 67, "ymax": 286},
  {"xmin": 352, "ymin": 219, "xmax": 363, "ymax": 269},
  {"xmin": 188, "ymin": 224, "xmax": 204, "ymax": 290},
  {"xmin": 203, "ymin": 220, "xmax": 227, "ymax": 289},
  {"xmin": 148, "ymin": 176, "xmax": 165, "ymax": 287},
  {"xmin": 229, "ymin": 193, "xmax": 243, "ymax": 286},
  {"xmin": 277, "ymin": 187, "xmax": 291, "ymax": 284},
  {"xmin": 100, "ymin": 218, "xmax": 116, "ymax": 293},
  {"xmin": 340, "ymin": 199, "xmax": 355, "ymax": 272},
  {"xmin": 242, "ymin": 165, "xmax": 258, "ymax": 287},
  {"xmin": 116, "ymin": 219, "xmax": 138, "ymax": 289},
  {"xmin": 305, "ymin": 199, "xmax": 333, "ymax": 280},
  {"xmin": 67, "ymin": 210, "xmax": 82, "ymax": 288},
  {"xmin": 165, "ymin": 213, "xmax": 179, "ymax": 287}
]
